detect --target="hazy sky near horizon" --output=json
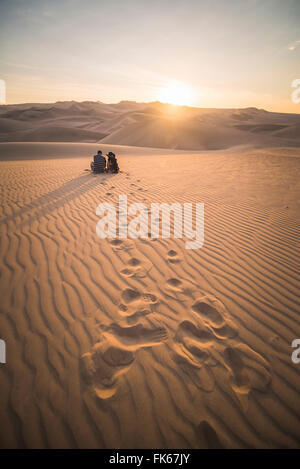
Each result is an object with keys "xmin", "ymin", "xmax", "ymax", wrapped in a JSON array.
[{"xmin": 0, "ymin": 0, "xmax": 299, "ymax": 112}]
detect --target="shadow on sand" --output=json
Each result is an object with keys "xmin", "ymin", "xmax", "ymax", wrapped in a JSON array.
[{"xmin": 1, "ymin": 171, "xmax": 116, "ymax": 229}]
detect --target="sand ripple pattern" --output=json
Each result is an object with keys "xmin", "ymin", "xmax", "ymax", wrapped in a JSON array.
[{"xmin": 0, "ymin": 148, "xmax": 300, "ymax": 448}]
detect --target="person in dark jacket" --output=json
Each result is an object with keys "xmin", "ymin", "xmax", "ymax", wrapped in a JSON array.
[
  {"xmin": 106, "ymin": 152, "xmax": 119, "ymax": 173},
  {"xmin": 91, "ymin": 150, "xmax": 106, "ymax": 173}
]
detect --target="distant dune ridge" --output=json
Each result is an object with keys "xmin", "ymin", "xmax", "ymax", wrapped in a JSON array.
[{"xmin": 0, "ymin": 101, "xmax": 300, "ymax": 150}]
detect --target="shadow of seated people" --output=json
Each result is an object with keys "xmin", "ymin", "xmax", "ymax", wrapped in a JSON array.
[{"xmin": 2, "ymin": 172, "xmax": 116, "ymax": 228}]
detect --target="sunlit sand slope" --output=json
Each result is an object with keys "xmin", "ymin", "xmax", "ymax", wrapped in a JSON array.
[
  {"xmin": 1, "ymin": 101, "xmax": 300, "ymax": 150},
  {"xmin": 0, "ymin": 143, "xmax": 300, "ymax": 448}
]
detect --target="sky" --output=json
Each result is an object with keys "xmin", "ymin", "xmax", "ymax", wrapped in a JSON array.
[{"xmin": 0, "ymin": 0, "xmax": 300, "ymax": 112}]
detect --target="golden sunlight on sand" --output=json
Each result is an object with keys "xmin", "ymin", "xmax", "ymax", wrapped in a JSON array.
[{"xmin": 0, "ymin": 141, "xmax": 300, "ymax": 448}]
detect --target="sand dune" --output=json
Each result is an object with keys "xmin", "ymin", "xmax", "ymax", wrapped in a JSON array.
[
  {"xmin": 0, "ymin": 142, "xmax": 299, "ymax": 448},
  {"xmin": 1, "ymin": 101, "xmax": 300, "ymax": 150},
  {"xmin": 17, "ymin": 126, "xmax": 106, "ymax": 143}
]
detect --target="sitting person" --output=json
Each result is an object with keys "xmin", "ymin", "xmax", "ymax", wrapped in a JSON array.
[
  {"xmin": 91, "ymin": 150, "xmax": 106, "ymax": 173},
  {"xmin": 106, "ymin": 152, "xmax": 119, "ymax": 173}
]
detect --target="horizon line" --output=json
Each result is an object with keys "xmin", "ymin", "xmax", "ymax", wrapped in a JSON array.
[{"xmin": 1, "ymin": 99, "xmax": 300, "ymax": 116}]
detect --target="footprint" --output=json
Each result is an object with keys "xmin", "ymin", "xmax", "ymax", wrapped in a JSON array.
[
  {"xmin": 212, "ymin": 321, "xmax": 237, "ymax": 339},
  {"xmin": 198, "ymin": 421, "xmax": 224, "ymax": 449},
  {"xmin": 191, "ymin": 295, "xmax": 237, "ymax": 339},
  {"xmin": 223, "ymin": 344, "xmax": 271, "ymax": 410},
  {"xmin": 167, "ymin": 278, "xmax": 182, "ymax": 289},
  {"xmin": 224, "ymin": 346, "xmax": 249, "ymax": 391},
  {"xmin": 80, "ymin": 341, "xmax": 134, "ymax": 399},
  {"xmin": 173, "ymin": 343, "xmax": 215, "ymax": 392},
  {"xmin": 192, "ymin": 297, "xmax": 223, "ymax": 326},
  {"xmin": 101, "ymin": 345, "xmax": 134, "ymax": 368},
  {"xmin": 120, "ymin": 257, "xmax": 151, "ymax": 279},
  {"xmin": 108, "ymin": 238, "xmax": 132, "ymax": 251},
  {"xmin": 142, "ymin": 293, "xmax": 158, "ymax": 304},
  {"xmin": 120, "ymin": 268, "xmax": 135, "ymax": 277},
  {"xmin": 184, "ymin": 340, "xmax": 212, "ymax": 365},
  {"xmin": 109, "ymin": 239, "xmax": 123, "ymax": 246},
  {"xmin": 176, "ymin": 320, "xmax": 214, "ymax": 345},
  {"xmin": 171, "ymin": 289, "xmax": 271, "ymax": 407},
  {"xmin": 103, "ymin": 323, "xmax": 168, "ymax": 349},
  {"xmin": 118, "ymin": 288, "xmax": 157, "ymax": 323},
  {"xmin": 172, "ymin": 299, "xmax": 221, "ymax": 392},
  {"xmin": 167, "ymin": 249, "xmax": 181, "ymax": 263},
  {"xmin": 163, "ymin": 277, "xmax": 195, "ymax": 300},
  {"xmin": 118, "ymin": 307, "xmax": 152, "ymax": 324},
  {"xmin": 175, "ymin": 339, "xmax": 210, "ymax": 367},
  {"xmin": 128, "ymin": 258, "xmax": 140, "ymax": 267},
  {"xmin": 121, "ymin": 288, "xmax": 141, "ymax": 304}
]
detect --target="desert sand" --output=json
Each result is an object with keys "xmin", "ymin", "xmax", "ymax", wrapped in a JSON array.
[
  {"xmin": 1, "ymin": 101, "xmax": 300, "ymax": 151},
  {"xmin": 0, "ymin": 119, "xmax": 300, "ymax": 448}
]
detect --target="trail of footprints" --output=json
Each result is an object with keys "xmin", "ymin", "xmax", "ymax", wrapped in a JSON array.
[
  {"xmin": 81, "ymin": 278, "xmax": 271, "ymax": 408},
  {"xmin": 173, "ymin": 293, "xmax": 271, "ymax": 403},
  {"xmin": 80, "ymin": 287, "xmax": 166, "ymax": 399},
  {"xmin": 81, "ymin": 178, "xmax": 271, "ymax": 411}
]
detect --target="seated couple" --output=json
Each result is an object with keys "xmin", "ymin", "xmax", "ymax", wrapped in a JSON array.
[{"xmin": 91, "ymin": 150, "xmax": 119, "ymax": 173}]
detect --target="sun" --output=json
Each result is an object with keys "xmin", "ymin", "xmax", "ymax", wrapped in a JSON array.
[{"xmin": 157, "ymin": 81, "xmax": 193, "ymax": 106}]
